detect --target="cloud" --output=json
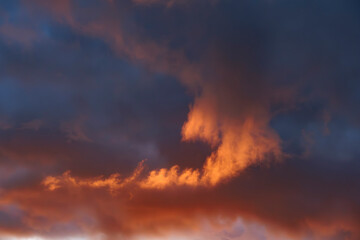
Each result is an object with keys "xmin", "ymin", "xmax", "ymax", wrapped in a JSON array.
[
  {"xmin": 2, "ymin": 156, "xmax": 360, "ymax": 239},
  {"xmin": 0, "ymin": 120, "xmax": 12, "ymax": 130},
  {"xmin": 61, "ymin": 116, "xmax": 91, "ymax": 143},
  {"xmin": 20, "ymin": 119, "xmax": 44, "ymax": 131},
  {"xmin": 0, "ymin": 23, "xmax": 39, "ymax": 47},
  {"xmin": 1, "ymin": 0, "xmax": 360, "ymax": 239}
]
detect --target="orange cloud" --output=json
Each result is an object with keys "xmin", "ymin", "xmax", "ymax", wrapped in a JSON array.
[
  {"xmin": 43, "ymin": 106, "xmax": 282, "ymax": 190},
  {"xmin": 43, "ymin": 160, "xmax": 146, "ymax": 192}
]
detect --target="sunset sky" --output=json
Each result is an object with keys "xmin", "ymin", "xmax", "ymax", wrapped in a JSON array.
[{"xmin": 0, "ymin": 0, "xmax": 360, "ymax": 240}]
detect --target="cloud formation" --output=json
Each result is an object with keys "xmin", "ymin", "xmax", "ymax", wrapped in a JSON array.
[{"xmin": 1, "ymin": 0, "xmax": 360, "ymax": 239}]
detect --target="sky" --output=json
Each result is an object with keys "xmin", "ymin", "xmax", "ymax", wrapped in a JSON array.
[{"xmin": 0, "ymin": 0, "xmax": 360, "ymax": 239}]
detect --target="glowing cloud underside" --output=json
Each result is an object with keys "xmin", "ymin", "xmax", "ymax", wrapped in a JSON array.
[{"xmin": 43, "ymin": 100, "xmax": 282, "ymax": 190}]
